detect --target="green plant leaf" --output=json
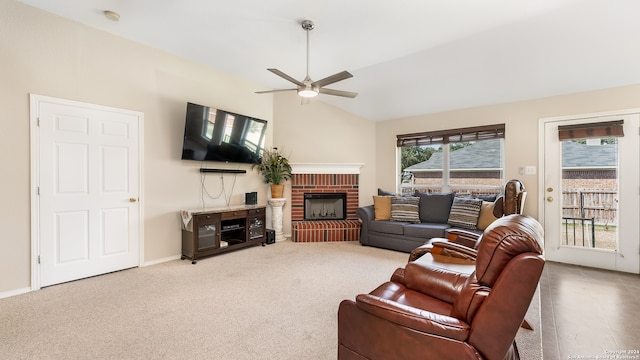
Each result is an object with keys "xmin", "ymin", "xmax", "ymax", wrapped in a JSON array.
[{"xmin": 252, "ymin": 147, "xmax": 292, "ymax": 184}]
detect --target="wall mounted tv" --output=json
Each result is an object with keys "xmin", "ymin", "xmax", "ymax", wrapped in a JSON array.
[{"xmin": 181, "ymin": 102, "xmax": 267, "ymax": 164}]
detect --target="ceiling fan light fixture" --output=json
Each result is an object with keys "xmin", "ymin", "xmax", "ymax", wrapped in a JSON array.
[{"xmin": 298, "ymin": 86, "xmax": 318, "ymax": 98}]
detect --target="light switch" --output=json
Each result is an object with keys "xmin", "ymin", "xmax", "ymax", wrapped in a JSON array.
[{"xmin": 525, "ymin": 166, "xmax": 536, "ymax": 175}]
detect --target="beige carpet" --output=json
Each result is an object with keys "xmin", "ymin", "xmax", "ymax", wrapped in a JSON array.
[{"xmin": 0, "ymin": 241, "xmax": 541, "ymax": 359}]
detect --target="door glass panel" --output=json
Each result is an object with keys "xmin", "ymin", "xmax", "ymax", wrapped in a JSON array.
[{"xmin": 561, "ymin": 138, "xmax": 618, "ymax": 250}]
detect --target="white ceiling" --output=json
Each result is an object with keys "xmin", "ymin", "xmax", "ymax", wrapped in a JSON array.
[{"xmin": 19, "ymin": 0, "xmax": 640, "ymax": 121}]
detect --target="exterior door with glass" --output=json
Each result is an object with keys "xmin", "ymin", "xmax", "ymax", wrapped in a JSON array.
[{"xmin": 540, "ymin": 110, "xmax": 639, "ymax": 273}]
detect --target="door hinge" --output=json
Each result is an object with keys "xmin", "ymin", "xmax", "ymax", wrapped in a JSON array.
[
  {"xmin": 37, "ymin": 117, "xmax": 40, "ymax": 127},
  {"xmin": 37, "ymin": 186, "xmax": 40, "ymax": 196},
  {"xmin": 37, "ymin": 255, "xmax": 41, "ymax": 264}
]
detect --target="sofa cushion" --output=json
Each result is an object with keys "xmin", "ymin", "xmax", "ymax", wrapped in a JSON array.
[
  {"xmin": 476, "ymin": 201, "xmax": 499, "ymax": 230},
  {"xmin": 414, "ymin": 191, "xmax": 455, "ymax": 223},
  {"xmin": 403, "ymin": 223, "xmax": 451, "ymax": 239},
  {"xmin": 448, "ymin": 197, "xmax": 483, "ymax": 230},
  {"xmin": 373, "ymin": 196, "xmax": 392, "ymax": 220},
  {"xmin": 369, "ymin": 220, "xmax": 407, "ymax": 235},
  {"xmin": 390, "ymin": 196, "xmax": 420, "ymax": 223}
]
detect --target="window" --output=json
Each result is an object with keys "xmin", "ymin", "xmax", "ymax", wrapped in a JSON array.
[{"xmin": 397, "ymin": 124, "xmax": 505, "ymax": 196}]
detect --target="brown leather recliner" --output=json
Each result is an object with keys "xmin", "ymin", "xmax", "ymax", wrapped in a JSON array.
[{"xmin": 338, "ymin": 214, "xmax": 544, "ymax": 360}]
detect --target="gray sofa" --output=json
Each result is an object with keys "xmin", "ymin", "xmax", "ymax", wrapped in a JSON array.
[{"xmin": 357, "ymin": 191, "xmax": 491, "ymax": 253}]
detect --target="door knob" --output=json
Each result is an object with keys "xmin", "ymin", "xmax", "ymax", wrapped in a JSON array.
[
  {"xmin": 129, "ymin": 198, "xmax": 137, "ymax": 202},
  {"xmin": 546, "ymin": 197, "xmax": 553, "ymax": 202}
]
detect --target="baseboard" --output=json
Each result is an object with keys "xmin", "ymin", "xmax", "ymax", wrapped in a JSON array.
[
  {"xmin": 0, "ymin": 257, "xmax": 183, "ymax": 299},
  {"xmin": 0, "ymin": 286, "xmax": 31, "ymax": 300},
  {"xmin": 142, "ymin": 254, "xmax": 182, "ymax": 267}
]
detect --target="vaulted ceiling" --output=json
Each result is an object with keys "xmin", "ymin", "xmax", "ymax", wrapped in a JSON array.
[{"xmin": 19, "ymin": 0, "xmax": 640, "ymax": 121}]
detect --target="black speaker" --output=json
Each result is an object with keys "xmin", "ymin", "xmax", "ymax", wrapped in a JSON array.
[
  {"xmin": 245, "ymin": 192, "xmax": 257, "ymax": 205},
  {"xmin": 265, "ymin": 229, "xmax": 275, "ymax": 244}
]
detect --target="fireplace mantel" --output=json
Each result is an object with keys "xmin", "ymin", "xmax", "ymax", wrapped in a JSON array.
[{"xmin": 290, "ymin": 163, "xmax": 363, "ymax": 175}]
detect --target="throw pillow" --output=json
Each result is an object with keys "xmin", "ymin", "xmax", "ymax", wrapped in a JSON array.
[
  {"xmin": 390, "ymin": 196, "xmax": 420, "ymax": 223},
  {"xmin": 448, "ymin": 197, "xmax": 483, "ymax": 230},
  {"xmin": 477, "ymin": 201, "xmax": 500, "ymax": 231},
  {"xmin": 372, "ymin": 196, "xmax": 392, "ymax": 221},
  {"xmin": 414, "ymin": 191, "xmax": 455, "ymax": 223}
]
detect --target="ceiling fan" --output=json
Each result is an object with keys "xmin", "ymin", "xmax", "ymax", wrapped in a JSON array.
[{"xmin": 256, "ymin": 20, "xmax": 358, "ymax": 99}]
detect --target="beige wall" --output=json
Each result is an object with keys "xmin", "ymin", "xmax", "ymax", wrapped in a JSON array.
[
  {"xmin": 375, "ymin": 84, "xmax": 640, "ymax": 218},
  {"xmin": 0, "ymin": 2, "xmax": 273, "ymax": 294}
]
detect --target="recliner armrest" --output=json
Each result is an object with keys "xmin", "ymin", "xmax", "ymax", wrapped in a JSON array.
[
  {"xmin": 403, "ymin": 262, "xmax": 470, "ymax": 304},
  {"xmin": 390, "ymin": 267, "xmax": 405, "ymax": 283},
  {"xmin": 355, "ymin": 294, "xmax": 470, "ymax": 341},
  {"xmin": 446, "ymin": 229, "xmax": 481, "ymax": 248},
  {"xmin": 408, "ymin": 243, "xmax": 436, "ymax": 262},
  {"xmin": 408, "ymin": 240, "xmax": 478, "ymax": 262},
  {"xmin": 430, "ymin": 240, "xmax": 478, "ymax": 260}
]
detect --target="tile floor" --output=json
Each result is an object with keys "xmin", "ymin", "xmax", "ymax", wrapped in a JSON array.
[{"xmin": 540, "ymin": 261, "xmax": 640, "ymax": 360}]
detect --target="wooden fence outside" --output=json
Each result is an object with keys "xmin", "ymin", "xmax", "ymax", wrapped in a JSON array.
[{"xmin": 562, "ymin": 190, "xmax": 618, "ymax": 226}]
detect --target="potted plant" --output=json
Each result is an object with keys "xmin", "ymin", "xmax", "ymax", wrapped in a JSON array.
[{"xmin": 253, "ymin": 147, "xmax": 292, "ymax": 198}]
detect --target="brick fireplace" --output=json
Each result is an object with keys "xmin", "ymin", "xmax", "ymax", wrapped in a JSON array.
[{"xmin": 291, "ymin": 164, "xmax": 362, "ymax": 242}]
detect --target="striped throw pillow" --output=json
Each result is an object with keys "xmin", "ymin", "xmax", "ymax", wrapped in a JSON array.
[
  {"xmin": 448, "ymin": 197, "xmax": 483, "ymax": 230},
  {"xmin": 390, "ymin": 196, "xmax": 420, "ymax": 223}
]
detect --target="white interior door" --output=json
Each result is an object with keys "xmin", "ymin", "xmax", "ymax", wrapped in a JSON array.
[
  {"xmin": 31, "ymin": 95, "xmax": 143, "ymax": 287},
  {"xmin": 539, "ymin": 110, "xmax": 639, "ymax": 274}
]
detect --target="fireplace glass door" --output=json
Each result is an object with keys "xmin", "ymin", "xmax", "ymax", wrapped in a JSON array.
[{"xmin": 304, "ymin": 193, "xmax": 346, "ymax": 220}]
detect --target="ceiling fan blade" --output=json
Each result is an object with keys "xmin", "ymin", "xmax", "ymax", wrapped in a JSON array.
[
  {"xmin": 255, "ymin": 88, "xmax": 297, "ymax": 94},
  {"xmin": 318, "ymin": 88, "xmax": 358, "ymax": 98},
  {"xmin": 311, "ymin": 71, "xmax": 353, "ymax": 88},
  {"xmin": 267, "ymin": 68, "xmax": 304, "ymax": 86}
]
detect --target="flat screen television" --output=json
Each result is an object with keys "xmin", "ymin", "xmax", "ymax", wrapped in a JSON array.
[{"xmin": 181, "ymin": 102, "xmax": 267, "ymax": 164}]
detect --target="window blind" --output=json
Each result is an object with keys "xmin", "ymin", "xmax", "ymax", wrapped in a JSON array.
[
  {"xmin": 397, "ymin": 124, "xmax": 505, "ymax": 147},
  {"xmin": 558, "ymin": 120, "xmax": 624, "ymax": 140}
]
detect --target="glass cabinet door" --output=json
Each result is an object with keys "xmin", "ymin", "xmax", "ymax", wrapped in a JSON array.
[
  {"xmin": 249, "ymin": 217, "xmax": 264, "ymax": 239},
  {"xmin": 198, "ymin": 224, "xmax": 217, "ymax": 250}
]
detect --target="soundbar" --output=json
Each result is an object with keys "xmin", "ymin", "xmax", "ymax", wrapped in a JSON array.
[{"xmin": 200, "ymin": 168, "xmax": 247, "ymax": 174}]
